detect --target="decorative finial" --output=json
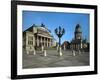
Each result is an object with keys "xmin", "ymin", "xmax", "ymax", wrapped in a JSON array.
[{"xmin": 41, "ymin": 23, "xmax": 45, "ymax": 27}]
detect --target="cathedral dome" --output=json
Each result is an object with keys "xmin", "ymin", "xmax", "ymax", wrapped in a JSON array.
[{"xmin": 75, "ymin": 24, "xmax": 81, "ymax": 33}]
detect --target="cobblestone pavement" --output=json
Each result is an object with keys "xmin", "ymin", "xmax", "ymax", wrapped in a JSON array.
[{"xmin": 23, "ymin": 50, "xmax": 89, "ymax": 69}]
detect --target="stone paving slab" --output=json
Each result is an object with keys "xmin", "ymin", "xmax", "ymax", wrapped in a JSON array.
[{"xmin": 23, "ymin": 50, "xmax": 89, "ymax": 69}]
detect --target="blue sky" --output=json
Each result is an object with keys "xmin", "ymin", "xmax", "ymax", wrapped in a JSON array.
[{"xmin": 22, "ymin": 11, "xmax": 90, "ymax": 43}]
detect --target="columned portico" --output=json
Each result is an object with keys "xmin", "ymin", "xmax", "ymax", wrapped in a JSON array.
[{"xmin": 35, "ymin": 34, "xmax": 52, "ymax": 48}]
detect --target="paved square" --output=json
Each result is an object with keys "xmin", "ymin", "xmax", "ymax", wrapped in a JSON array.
[{"xmin": 23, "ymin": 49, "xmax": 89, "ymax": 69}]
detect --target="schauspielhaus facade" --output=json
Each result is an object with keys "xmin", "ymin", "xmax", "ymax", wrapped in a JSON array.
[{"xmin": 23, "ymin": 23, "xmax": 56, "ymax": 53}]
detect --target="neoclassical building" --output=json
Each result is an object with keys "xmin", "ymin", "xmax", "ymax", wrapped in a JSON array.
[
  {"xmin": 23, "ymin": 23, "xmax": 56, "ymax": 52},
  {"xmin": 70, "ymin": 24, "xmax": 88, "ymax": 50}
]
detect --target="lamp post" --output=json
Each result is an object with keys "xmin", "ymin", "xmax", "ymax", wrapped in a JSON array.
[{"xmin": 55, "ymin": 26, "xmax": 65, "ymax": 56}]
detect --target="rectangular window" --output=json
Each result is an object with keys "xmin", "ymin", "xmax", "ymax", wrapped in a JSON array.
[{"xmin": 28, "ymin": 36, "xmax": 33, "ymax": 45}]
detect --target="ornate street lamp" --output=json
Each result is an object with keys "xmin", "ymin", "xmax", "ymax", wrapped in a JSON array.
[{"xmin": 55, "ymin": 26, "xmax": 65, "ymax": 56}]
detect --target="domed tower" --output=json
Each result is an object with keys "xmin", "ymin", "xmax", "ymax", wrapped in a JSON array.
[{"xmin": 74, "ymin": 24, "xmax": 82, "ymax": 40}]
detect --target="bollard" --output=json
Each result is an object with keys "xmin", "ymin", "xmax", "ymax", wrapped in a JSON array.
[
  {"xmin": 33, "ymin": 50, "xmax": 36, "ymax": 55},
  {"xmin": 27, "ymin": 51, "xmax": 29, "ymax": 55},
  {"xmin": 72, "ymin": 50, "xmax": 76, "ymax": 56},
  {"xmin": 44, "ymin": 50, "xmax": 47, "ymax": 57},
  {"xmin": 59, "ymin": 51, "xmax": 62, "ymax": 56}
]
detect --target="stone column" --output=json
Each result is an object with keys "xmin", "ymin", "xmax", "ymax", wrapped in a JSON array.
[
  {"xmin": 36, "ymin": 36, "xmax": 37, "ymax": 46},
  {"xmin": 44, "ymin": 37, "xmax": 47, "ymax": 47},
  {"xmin": 48, "ymin": 38, "xmax": 50, "ymax": 47},
  {"xmin": 45, "ymin": 38, "xmax": 47, "ymax": 47},
  {"xmin": 43, "ymin": 37, "xmax": 45, "ymax": 47},
  {"xmin": 51, "ymin": 39, "xmax": 52, "ymax": 47},
  {"xmin": 37, "ymin": 36, "xmax": 39, "ymax": 47},
  {"xmin": 46, "ymin": 38, "xmax": 48, "ymax": 47},
  {"xmin": 49, "ymin": 39, "xmax": 51, "ymax": 47},
  {"xmin": 40, "ymin": 36, "xmax": 42, "ymax": 46},
  {"xmin": 43, "ymin": 37, "xmax": 44, "ymax": 47},
  {"xmin": 44, "ymin": 37, "xmax": 46, "ymax": 47},
  {"xmin": 48, "ymin": 39, "xmax": 50, "ymax": 47},
  {"xmin": 26, "ymin": 35, "xmax": 28, "ymax": 46},
  {"xmin": 26, "ymin": 35, "xmax": 28, "ymax": 54}
]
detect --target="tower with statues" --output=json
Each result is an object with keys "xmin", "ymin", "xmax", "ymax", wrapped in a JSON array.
[{"xmin": 70, "ymin": 24, "xmax": 89, "ymax": 51}]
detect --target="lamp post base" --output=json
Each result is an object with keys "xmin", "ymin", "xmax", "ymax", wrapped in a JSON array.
[
  {"xmin": 59, "ymin": 51, "xmax": 62, "ymax": 56},
  {"xmin": 59, "ymin": 47, "xmax": 62, "ymax": 56}
]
